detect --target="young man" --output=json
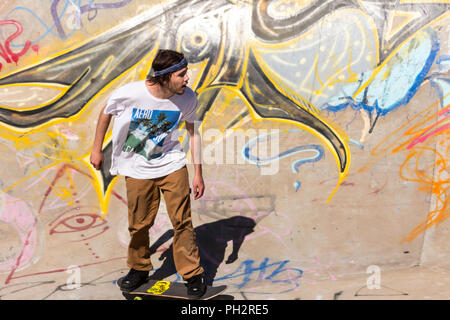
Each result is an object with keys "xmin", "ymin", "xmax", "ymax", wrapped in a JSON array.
[{"xmin": 90, "ymin": 49, "xmax": 206, "ymax": 297}]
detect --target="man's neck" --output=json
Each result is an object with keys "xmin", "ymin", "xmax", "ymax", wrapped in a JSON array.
[{"xmin": 145, "ymin": 80, "xmax": 174, "ymax": 99}]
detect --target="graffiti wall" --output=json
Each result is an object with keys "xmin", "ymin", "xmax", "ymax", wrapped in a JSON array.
[{"xmin": 0, "ymin": 0, "xmax": 448, "ymax": 299}]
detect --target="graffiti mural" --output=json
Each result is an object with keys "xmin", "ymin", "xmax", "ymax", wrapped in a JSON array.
[{"xmin": 0, "ymin": 0, "xmax": 448, "ymax": 299}]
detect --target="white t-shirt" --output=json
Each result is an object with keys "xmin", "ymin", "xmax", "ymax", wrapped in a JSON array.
[{"xmin": 104, "ymin": 80, "xmax": 198, "ymax": 179}]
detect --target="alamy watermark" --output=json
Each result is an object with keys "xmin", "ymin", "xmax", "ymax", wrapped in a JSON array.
[
  {"xmin": 65, "ymin": 265, "xmax": 81, "ymax": 290},
  {"xmin": 178, "ymin": 122, "xmax": 281, "ymax": 175},
  {"xmin": 366, "ymin": 265, "xmax": 381, "ymax": 290}
]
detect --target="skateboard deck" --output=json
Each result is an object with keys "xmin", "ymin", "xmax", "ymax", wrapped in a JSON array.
[{"xmin": 117, "ymin": 277, "xmax": 227, "ymax": 300}]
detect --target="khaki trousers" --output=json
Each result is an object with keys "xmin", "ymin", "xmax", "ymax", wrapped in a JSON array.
[{"xmin": 125, "ymin": 166, "xmax": 203, "ymax": 280}]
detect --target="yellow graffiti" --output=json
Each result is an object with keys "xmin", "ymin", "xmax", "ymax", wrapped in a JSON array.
[
  {"xmin": 0, "ymin": 83, "xmax": 68, "ymax": 111},
  {"xmin": 252, "ymin": 9, "xmax": 379, "ymax": 100},
  {"xmin": 248, "ymin": 9, "xmax": 379, "ymax": 200},
  {"xmin": 353, "ymin": 11, "xmax": 450, "ymax": 98},
  {"xmin": 385, "ymin": 10, "xmax": 422, "ymax": 42},
  {"xmin": 0, "ymin": 2, "xmax": 447, "ymax": 217},
  {"xmin": 80, "ymin": 134, "xmax": 115, "ymax": 216},
  {"xmin": 399, "ymin": 0, "xmax": 450, "ymax": 3},
  {"xmin": 0, "ymin": 44, "xmax": 159, "ymax": 215}
]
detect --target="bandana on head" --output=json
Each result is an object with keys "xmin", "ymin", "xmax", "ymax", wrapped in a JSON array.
[{"xmin": 149, "ymin": 57, "xmax": 188, "ymax": 77}]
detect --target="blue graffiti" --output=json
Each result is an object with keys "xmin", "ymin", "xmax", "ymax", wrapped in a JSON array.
[
  {"xmin": 436, "ymin": 55, "xmax": 450, "ymax": 71},
  {"xmin": 323, "ymin": 28, "xmax": 440, "ymax": 130},
  {"xmin": 430, "ymin": 77, "xmax": 450, "ymax": 111},
  {"xmin": 243, "ymin": 130, "xmax": 324, "ymax": 192},
  {"xmin": 146, "ymin": 257, "xmax": 304, "ymax": 295},
  {"xmin": 2, "ymin": 1, "xmax": 74, "ymax": 46},
  {"xmin": 429, "ymin": 55, "xmax": 450, "ymax": 111},
  {"xmin": 349, "ymin": 138, "xmax": 364, "ymax": 149},
  {"xmin": 3, "ymin": 0, "xmax": 132, "ymax": 47},
  {"xmin": 214, "ymin": 258, "xmax": 303, "ymax": 295},
  {"xmin": 290, "ymin": 145, "xmax": 324, "ymax": 191}
]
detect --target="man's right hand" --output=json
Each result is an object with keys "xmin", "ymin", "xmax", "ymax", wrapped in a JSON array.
[
  {"xmin": 90, "ymin": 151, "xmax": 104, "ymax": 170},
  {"xmin": 90, "ymin": 105, "xmax": 112, "ymax": 171}
]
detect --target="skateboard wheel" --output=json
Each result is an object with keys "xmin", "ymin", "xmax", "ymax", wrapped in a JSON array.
[{"xmin": 134, "ymin": 296, "xmax": 143, "ymax": 300}]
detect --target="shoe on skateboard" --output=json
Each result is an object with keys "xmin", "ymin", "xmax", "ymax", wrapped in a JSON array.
[
  {"xmin": 116, "ymin": 277, "xmax": 226, "ymax": 300},
  {"xmin": 119, "ymin": 269, "xmax": 149, "ymax": 292},
  {"xmin": 186, "ymin": 274, "xmax": 206, "ymax": 298}
]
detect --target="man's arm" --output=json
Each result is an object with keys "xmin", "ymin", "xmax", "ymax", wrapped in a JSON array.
[
  {"xmin": 90, "ymin": 105, "xmax": 112, "ymax": 170},
  {"xmin": 185, "ymin": 121, "xmax": 204, "ymax": 200}
]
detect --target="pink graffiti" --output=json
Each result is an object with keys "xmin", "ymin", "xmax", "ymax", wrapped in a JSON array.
[
  {"xmin": 0, "ymin": 20, "xmax": 38, "ymax": 72},
  {"xmin": 1, "ymin": 193, "xmax": 38, "ymax": 281},
  {"xmin": 406, "ymin": 105, "xmax": 450, "ymax": 149}
]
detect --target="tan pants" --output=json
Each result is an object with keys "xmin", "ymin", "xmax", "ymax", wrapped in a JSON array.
[{"xmin": 125, "ymin": 166, "xmax": 203, "ymax": 280}]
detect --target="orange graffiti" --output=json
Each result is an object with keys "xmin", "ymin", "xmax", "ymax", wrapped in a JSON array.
[{"xmin": 359, "ymin": 94, "xmax": 449, "ymax": 242}]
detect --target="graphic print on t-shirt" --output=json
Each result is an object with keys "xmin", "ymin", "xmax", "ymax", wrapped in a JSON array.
[{"xmin": 122, "ymin": 108, "xmax": 181, "ymax": 160}]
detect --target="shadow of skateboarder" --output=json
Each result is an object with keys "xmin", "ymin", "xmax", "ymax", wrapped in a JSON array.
[{"xmin": 148, "ymin": 216, "xmax": 256, "ymax": 285}]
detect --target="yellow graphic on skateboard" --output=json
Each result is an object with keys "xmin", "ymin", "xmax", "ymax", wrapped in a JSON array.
[{"xmin": 147, "ymin": 281, "xmax": 170, "ymax": 295}]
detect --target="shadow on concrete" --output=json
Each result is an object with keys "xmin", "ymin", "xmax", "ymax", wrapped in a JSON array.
[{"xmin": 148, "ymin": 215, "xmax": 256, "ymax": 286}]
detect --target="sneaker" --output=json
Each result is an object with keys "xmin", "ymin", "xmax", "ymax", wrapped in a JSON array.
[
  {"xmin": 186, "ymin": 274, "xmax": 206, "ymax": 298},
  {"xmin": 120, "ymin": 269, "xmax": 149, "ymax": 292}
]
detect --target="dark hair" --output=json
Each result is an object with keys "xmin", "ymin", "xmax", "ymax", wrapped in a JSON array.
[{"xmin": 146, "ymin": 49, "xmax": 185, "ymax": 85}]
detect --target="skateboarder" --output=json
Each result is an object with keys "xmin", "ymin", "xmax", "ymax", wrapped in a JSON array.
[{"xmin": 90, "ymin": 49, "xmax": 206, "ymax": 297}]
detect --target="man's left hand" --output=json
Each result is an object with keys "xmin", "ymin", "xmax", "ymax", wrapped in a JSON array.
[{"xmin": 192, "ymin": 174, "xmax": 205, "ymax": 200}]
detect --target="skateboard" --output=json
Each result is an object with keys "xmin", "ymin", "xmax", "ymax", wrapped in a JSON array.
[{"xmin": 116, "ymin": 277, "xmax": 227, "ymax": 300}]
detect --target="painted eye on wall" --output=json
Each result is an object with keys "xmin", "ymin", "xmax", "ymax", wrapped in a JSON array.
[
  {"xmin": 48, "ymin": 208, "xmax": 109, "ymax": 242},
  {"xmin": 49, "ymin": 213, "xmax": 106, "ymax": 235}
]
